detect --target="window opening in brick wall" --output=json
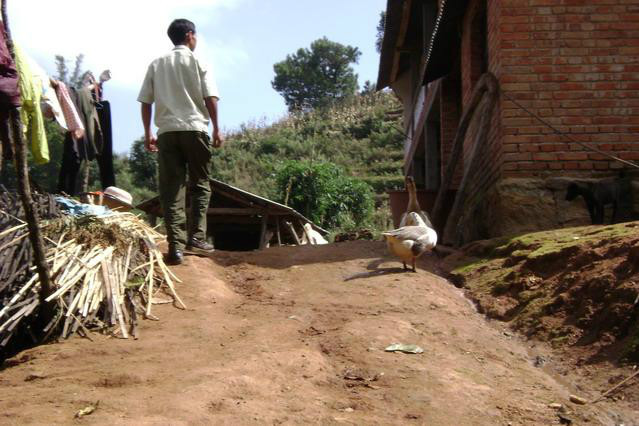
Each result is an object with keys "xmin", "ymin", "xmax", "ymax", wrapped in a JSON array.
[
  {"xmin": 425, "ymin": 90, "xmax": 442, "ymax": 191},
  {"xmin": 470, "ymin": 0, "xmax": 488, "ymax": 88}
]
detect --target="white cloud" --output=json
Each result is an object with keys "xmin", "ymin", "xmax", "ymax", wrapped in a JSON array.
[{"xmin": 8, "ymin": 0, "xmax": 248, "ymax": 90}]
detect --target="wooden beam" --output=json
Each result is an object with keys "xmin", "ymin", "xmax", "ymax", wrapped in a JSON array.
[
  {"xmin": 276, "ymin": 219, "xmax": 282, "ymax": 246},
  {"xmin": 206, "ymin": 207, "xmax": 291, "ymax": 216},
  {"xmin": 207, "ymin": 207, "xmax": 263, "ymax": 216},
  {"xmin": 284, "ymin": 221, "xmax": 301, "ymax": 245},
  {"xmin": 390, "ymin": 0, "xmax": 413, "ymax": 83},
  {"xmin": 259, "ymin": 213, "xmax": 269, "ymax": 250},
  {"xmin": 212, "ymin": 187, "xmax": 256, "ymax": 207},
  {"xmin": 431, "ymin": 73, "xmax": 499, "ymax": 240}
]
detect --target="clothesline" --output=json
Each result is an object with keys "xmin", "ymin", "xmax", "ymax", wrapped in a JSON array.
[{"xmin": 0, "ymin": 21, "xmax": 117, "ymax": 196}]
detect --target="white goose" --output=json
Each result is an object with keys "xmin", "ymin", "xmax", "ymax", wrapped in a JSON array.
[
  {"xmin": 383, "ymin": 212, "xmax": 438, "ymax": 272},
  {"xmin": 399, "ymin": 176, "xmax": 434, "ymax": 228}
]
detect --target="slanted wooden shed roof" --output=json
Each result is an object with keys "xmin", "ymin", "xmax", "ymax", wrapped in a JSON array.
[
  {"xmin": 377, "ymin": 0, "xmax": 470, "ymax": 90},
  {"xmin": 136, "ymin": 179, "xmax": 327, "ymax": 250}
]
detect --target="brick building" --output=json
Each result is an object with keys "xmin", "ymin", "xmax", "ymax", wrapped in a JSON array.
[{"xmin": 377, "ymin": 0, "xmax": 639, "ymax": 245}]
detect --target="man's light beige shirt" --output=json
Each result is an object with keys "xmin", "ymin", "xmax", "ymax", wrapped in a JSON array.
[{"xmin": 137, "ymin": 45, "xmax": 219, "ymax": 135}]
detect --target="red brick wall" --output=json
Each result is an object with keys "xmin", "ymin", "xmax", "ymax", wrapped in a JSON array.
[
  {"xmin": 457, "ymin": 0, "xmax": 503, "ymax": 200},
  {"xmin": 499, "ymin": 1, "xmax": 639, "ymax": 177}
]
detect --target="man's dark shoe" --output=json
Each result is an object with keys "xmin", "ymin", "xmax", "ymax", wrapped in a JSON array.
[
  {"xmin": 165, "ymin": 248, "xmax": 183, "ymax": 265},
  {"xmin": 185, "ymin": 238, "xmax": 215, "ymax": 255}
]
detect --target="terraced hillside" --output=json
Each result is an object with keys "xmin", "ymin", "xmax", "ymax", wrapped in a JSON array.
[{"xmin": 211, "ymin": 92, "xmax": 405, "ymax": 211}]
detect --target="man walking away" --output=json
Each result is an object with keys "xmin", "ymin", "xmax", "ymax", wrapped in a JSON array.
[{"xmin": 138, "ymin": 18, "xmax": 223, "ymax": 265}]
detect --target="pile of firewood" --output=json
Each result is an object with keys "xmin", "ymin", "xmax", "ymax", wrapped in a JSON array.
[
  {"xmin": 0, "ymin": 188, "xmax": 185, "ymax": 357},
  {"xmin": 0, "ymin": 189, "xmax": 60, "ymax": 348}
]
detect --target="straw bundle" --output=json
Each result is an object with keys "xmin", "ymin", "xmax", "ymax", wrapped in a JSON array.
[
  {"xmin": 0, "ymin": 190, "xmax": 185, "ymax": 355},
  {"xmin": 41, "ymin": 213, "xmax": 186, "ymax": 340},
  {"xmin": 0, "ymin": 189, "xmax": 60, "ymax": 348}
]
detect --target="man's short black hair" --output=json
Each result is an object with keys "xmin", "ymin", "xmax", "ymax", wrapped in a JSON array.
[{"xmin": 167, "ymin": 19, "xmax": 196, "ymax": 45}]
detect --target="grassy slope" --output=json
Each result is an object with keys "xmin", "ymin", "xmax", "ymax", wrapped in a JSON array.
[
  {"xmin": 211, "ymin": 92, "xmax": 405, "ymax": 207},
  {"xmin": 447, "ymin": 222, "xmax": 639, "ymax": 363}
]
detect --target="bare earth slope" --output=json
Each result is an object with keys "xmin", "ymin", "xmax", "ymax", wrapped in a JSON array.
[{"xmin": 0, "ymin": 241, "xmax": 634, "ymax": 425}]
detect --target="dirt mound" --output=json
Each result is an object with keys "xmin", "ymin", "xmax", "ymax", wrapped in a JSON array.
[{"xmin": 446, "ymin": 222, "xmax": 639, "ymax": 364}]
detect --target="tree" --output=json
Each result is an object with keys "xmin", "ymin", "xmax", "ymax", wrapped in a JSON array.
[
  {"xmin": 272, "ymin": 37, "xmax": 361, "ymax": 112},
  {"xmin": 360, "ymin": 80, "xmax": 376, "ymax": 96},
  {"xmin": 376, "ymin": 11, "xmax": 386, "ymax": 53},
  {"xmin": 54, "ymin": 54, "xmax": 85, "ymax": 87},
  {"xmin": 129, "ymin": 138, "xmax": 158, "ymax": 192}
]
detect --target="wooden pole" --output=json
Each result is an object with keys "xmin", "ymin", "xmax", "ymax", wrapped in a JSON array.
[
  {"xmin": 275, "ymin": 219, "xmax": 282, "ymax": 246},
  {"xmin": 284, "ymin": 221, "xmax": 301, "ymax": 245},
  {"xmin": 1, "ymin": 0, "xmax": 54, "ymax": 306},
  {"xmin": 442, "ymin": 74, "xmax": 499, "ymax": 246},
  {"xmin": 590, "ymin": 369, "xmax": 639, "ymax": 404},
  {"xmin": 258, "ymin": 212, "xmax": 269, "ymax": 250},
  {"xmin": 430, "ymin": 73, "xmax": 498, "ymax": 236}
]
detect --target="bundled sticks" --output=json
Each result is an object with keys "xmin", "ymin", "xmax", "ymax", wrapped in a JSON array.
[
  {"xmin": 0, "ymin": 188, "xmax": 185, "ymax": 355},
  {"xmin": 0, "ymin": 189, "xmax": 60, "ymax": 348},
  {"xmin": 41, "ymin": 213, "xmax": 186, "ymax": 340}
]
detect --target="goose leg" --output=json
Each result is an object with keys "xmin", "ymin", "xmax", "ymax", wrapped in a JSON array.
[{"xmin": 412, "ymin": 258, "xmax": 416, "ymax": 272}]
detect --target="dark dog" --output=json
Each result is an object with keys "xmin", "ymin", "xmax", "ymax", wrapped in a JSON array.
[{"xmin": 565, "ymin": 174, "xmax": 633, "ymax": 224}]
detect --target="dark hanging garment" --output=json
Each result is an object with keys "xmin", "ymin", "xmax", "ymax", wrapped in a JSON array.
[
  {"xmin": 57, "ymin": 87, "xmax": 102, "ymax": 195},
  {"xmin": 74, "ymin": 86, "xmax": 103, "ymax": 160},
  {"xmin": 57, "ymin": 132, "xmax": 82, "ymax": 195},
  {"xmin": 56, "ymin": 88, "xmax": 84, "ymax": 195},
  {"xmin": 96, "ymin": 100, "xmax": 115, "ymax": 188},
  {"xmin": 0, "ymin": 21, "xmax": 20, "ymax": 164},
  {"xmin": 0, "ymin": 109, "xmax": 13, "ymax": 161},
  {"xmin": 0, "ymin": 21, "xmax": 20, "ymax": 108}
]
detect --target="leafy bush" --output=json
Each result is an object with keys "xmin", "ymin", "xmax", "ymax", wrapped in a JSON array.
[{"xmin": 275, "ymin": 161, "xmax": 374, "ymax": 229}]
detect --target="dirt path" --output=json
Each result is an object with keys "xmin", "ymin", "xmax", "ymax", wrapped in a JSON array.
[{"xmin": 0, "ymin": 241, "xmax": 632, "ymax": 425}]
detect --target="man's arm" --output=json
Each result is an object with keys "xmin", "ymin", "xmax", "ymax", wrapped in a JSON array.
[
  {"xmin": 141, "ymin": 102, "xmax": 157, "ymax": 152},
  {"xmin": 204, "ymin": 96, "xmax": 224, "ymax": 148}
]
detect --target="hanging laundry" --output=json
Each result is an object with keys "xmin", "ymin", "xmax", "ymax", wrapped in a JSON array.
[
  {"xmin": 20, "ymin": 54, "xmax": 70, "ymax": 133},
  {"xmin": 53, "ymin": 81, "xmax": 84, "ymax": 140},
  {"xmin": 0, "ymin": 21, "xmax": 19, "ymax": 108},
  {"xmin": 58, "ymin": 84, "xmax": 103, "ymax": 195},
  {"xmin": 57, "ymin": 132, "xmax": 82, "ymax": 195},
  {"xmin": 57, "ymin": 69, "xmax": 111, "ymax": 195},
  {"xmin": 74, "ymin": 85, "xmax": 103, "ymax": 160},
  {"xmin": 13, "ymin": 44, "xmax": 48, "ymax": 164},
  {"xmin": 96, "ymin": 100, "xmax": 115, "ymax": 188},
  {"xmin": 0, "ymin": 21, "xmax": 20, "ymax": 163}
]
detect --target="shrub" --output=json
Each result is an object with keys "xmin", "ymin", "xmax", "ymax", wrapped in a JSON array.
[{"xmin": 275, "ymin": 160, "xmax": 374, "ymax": 229}]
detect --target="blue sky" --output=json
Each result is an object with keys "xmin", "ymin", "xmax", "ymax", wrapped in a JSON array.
[{"xmin": 10, "ymin": 0, "xmax": 386, "ymax": 154}]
